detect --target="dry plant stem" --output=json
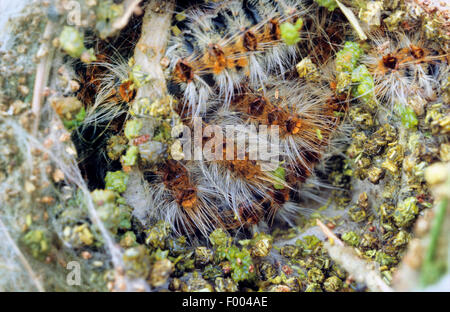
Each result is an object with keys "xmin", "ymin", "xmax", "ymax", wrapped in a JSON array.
[
  {"xmin": 0, "ymin": 218, "xmax": 45, "ymax": 292},
  {"xmin": 32, "ymin": 21, "xmax": 55, "ymax": 133},
  {"xmin": 113, "ymin": 0, "xmax": 143, "ymax": 32},
  {"xmin": 133, "ymin": 0, "xmax": 174, "ymax": 99},
  {"xmin": 317, "ymin": 219, "xmax": 394, "ymax": 292},
  {"xmin": 316, "ymin": 219, "xmax": 344, "ymax": 246},
  {"xmin": 124, "ymin": 1, "xmax": 174, "ymax": 213},
  {"xmin": 335, "ymin": 0, "xmax": 367, "ymax": 41}
]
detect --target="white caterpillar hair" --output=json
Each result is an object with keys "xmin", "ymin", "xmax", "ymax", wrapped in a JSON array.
[{"xmin": 362, "ymin": 30, "xmax": 446, "ymax": 109}]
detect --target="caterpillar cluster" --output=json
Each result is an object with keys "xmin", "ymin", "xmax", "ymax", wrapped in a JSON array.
[
  {"xmin": 143, "ymin": 64, "xmax": 346, "ymax": 237},
  {"xmin": 102, "ymin": 1, "xmax": 348, "ymax": 238},
  {"xmin": 166, "ymin": 0, "xmax": 310, "ymax": 116}
]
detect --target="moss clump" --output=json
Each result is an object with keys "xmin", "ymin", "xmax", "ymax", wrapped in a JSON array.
[
  {"xmin": 91, "ymin": 189, "xmax": 132, "ymax": 234},
  {"xmin": 227, "ymin": 245, "xmax": 255, "ymax": 282},
  {"xmin": 209, "ymin": 229, "xmax": 255, "ymax": 282},
  {"xmin": 21, "ymin": 229, "xmax": 50, "ymax": 259},
  {"xmin": 351, "ymin": 64, "xmax": 376, "ymax": 106},
  {"xmin": 105, "ymin": 170, "xmax": 128, "ymax": 193},
  {"xmin": 342, "ymin": 231, "xmax": 360, "ymax": 247},
  {"xmin": 335, "ymin": 42, "xmax": 364, "ymax": 93},
  {"xmin": 50, "ymin": 97, "xmax": 86, "ymax": 131},
  {"xmin": 63, "ymin": 107, "xmax": 86, "ymax": 131},
  {"xmin": 393, "ymin": 197, "xmax": 419, "ymax": 227},
  {"xmin": 121, "ymin": 146, "xmax": 139, "ymax": 167},
  {"xmin": 335, "ymin": 41, "xmax": 363, "ymax": 73},
  {"xmin": 397, "ymin": 104, "xmax": 419, "ymax": 129},
  {"xmin": 323, "ymin": 276, "xmax": 343, "ymax": 292},
  {"xmin": 314, "ymin": 0, "xmax": 338, "ymax": 11},
  {"xmin": 124, "ymin": 119, "xmax": 143, "ymax": 140},
  {"xmin": 59, "ymin": 26, "xmax": 95, "ymax": 62},
  {"xmin": 280, "ymin": 18, "xmax": 303, "ymax": 45}
]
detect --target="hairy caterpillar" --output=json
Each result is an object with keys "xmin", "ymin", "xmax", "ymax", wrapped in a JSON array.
[
  {"xmin": 210, "ymin": 70, "xmax": 346, "ymax": 179},
  {"xmin": 166, "ymin": 0, "xmax": 310, "ymax": 116},
  {"xmin": 362, "ymin": 31, "xmax": 447, "ymax": 111}
]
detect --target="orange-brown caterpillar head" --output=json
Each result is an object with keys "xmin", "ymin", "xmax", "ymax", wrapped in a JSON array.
[
  {"xmin": 174, "ymin": 59, "xmax": 195, "ymax": 83},
  {"xmin": 243, "ymin": 30, "xmax": 258, "ymax": 51},
  {"xmin": 285, "ymin": 117, "xmax": 302, "ymax": 135},
  {"xmin": 161, "ymin": 160, "xmax": 198, "ymax": 210},
  {"xmin": 118, "ymin": 80, "xmax": 136, "ymax": 103},
  {"xmin": 206, "ymin": 43, "xmax": 227, "ymax": 74},
  {"xmin": 265, "ymin": 18, "xmax": 281, "ymax": 41},
  {"xmin": 382, "ymin": 53, "xmax": 398, "ymax": 70},
  {"xmin": 248, "ymin": 96, "xmax": 267, "ymax": 116},
  {"xmin": 410, "ymin": 44, "xmax": 425, "ymax": 59}
]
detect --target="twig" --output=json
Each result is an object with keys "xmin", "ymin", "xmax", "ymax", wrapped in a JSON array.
[
  {"xmin": 317, "ymin": 219, "xmax": 394, "ymax": 292},
  {"xmin": 335, "ymin": 0, "xmax": 367, "ymax": 41},
  {"xmin": 133, "ymin": 0, "xmax": 174, "ymax": 100},
  {"xmin": 112, "ymin": 0, "xmax": 143, "ymax": 32},
  {"xmin": 32, "ymin": 21, "xmax": 55, "ymax": 133},
  {"xmin": 316, "ymin": 219, "xmax": 344, "ymax": 246}
]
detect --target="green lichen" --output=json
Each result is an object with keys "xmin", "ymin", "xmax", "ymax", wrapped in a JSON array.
[
  {"xmin": 125, "ymin": 58, "xmax": 153, "ymax": 88},
  {"xmin": 63, "ymin": 106, "xmax": 86, "ymax": 131},
  {"xmin": 145, "ymin": 221, "xmax": 170, "ymax": 250},
  {"xmin": 342, "ymin": 231, "xmax": 360, "ymax": 247},
  {"xmin": 314, "ymin": 0, "xmax": 338, "ymax": 11},
  {"xmin": 249, "ymin": 232, "xmax": 273, "ymax": 257},
  {"xmin": 123, "ymin": 245, "xmax": 151, "ymax": 280},
  {"xmin": 59, "ymin": 26, "xmax": 95, "ymax": 62},
  {"xmin": 351, "ymin": 64, "xmax": 376, "ymax": 106},
  {"xmin": 307, "ymin": 267, "xmax": 324, "ymax": 283},
  {"xmin": 124, "ymin": 119, "xmax": 143, "ymax": 140},
  {"xmin": 280, "ymin": 18, "xmax": 303, "ymax": 45},
  {"xmin": 106, "ymin": 135, "xmax": 128, "ymax": 161},
  {"xmin": 375, "ymin": 251, "xmax": 395, "ymax": 266},
  {"xmin": 195, "ymin": 247, "xmax": 214, "ymax": 266},
  {"xmin": 121, "ymin": 146, "xmax": 139, "ymax": 166},
  {"xmin": 393, "ymin": 197, "xmax": 419, "ymax": 227},
  {"xmin": 120, "ymin": 231, "xmax": 137, "ymax": 248},
  {"xmin": 21, "ymin": 229, "xmax": 50, "ymax": 259},
  {"xmin": 397, "ymin": 104, "xmax": 419, "ymax": 130},
  {"xmin": 95, "ymin": 1, "xmax": 124, "ymax": 39},
  {"xmin": 91, "ymin": 189, "xmax": 131, "ymax": 234},
  {"xmin": 271, "ymin": 165, "xmax": 286, "ymax": 190},
  {"xmin": 105, "ymin": 170, "xmax": 129, "ymax": 193},
  {"xmin": 323, "ymin": 276, "xmax": 342, "ymax": 292}
]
